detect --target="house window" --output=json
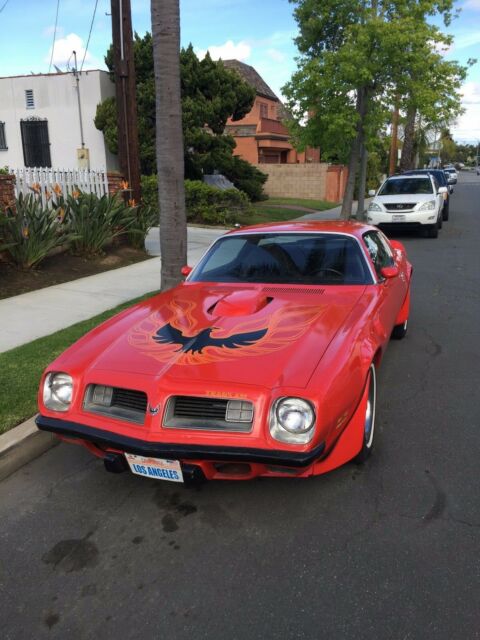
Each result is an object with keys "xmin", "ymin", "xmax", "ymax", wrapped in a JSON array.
[
  {"xmin": 259, "ymin": 103, "xmax": 268, "ymax": 118},
  {"xmin": 0, "ymin": 122, "xmax": 7, "ymax": 150},
  {"xmin": 25, "ymin": 89, "xmax": 35, "ymax": 109},
  {"xmin": 20, "ymin": 118, "xmax": 51, "ymax": 167}
]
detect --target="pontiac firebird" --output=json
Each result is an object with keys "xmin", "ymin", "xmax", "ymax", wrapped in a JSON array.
[{"xmin": 36, "ymin": 221, "xmax": 412, "ymax": 482}]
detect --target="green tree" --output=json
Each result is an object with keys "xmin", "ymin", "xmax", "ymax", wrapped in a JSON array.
[
  {"xmin": 95, "ymin": 36, "xmax": 256, "ymax": 183},
  {"xmin": 440, "ymin": 128, "xmax": 457, "ymax": 164},
  {"xmin": 283, "ymin": 0, "xmax": 459, "ymax": 218}
]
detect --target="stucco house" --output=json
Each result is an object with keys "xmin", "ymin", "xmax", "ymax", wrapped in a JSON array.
[
  {"xmin": 223, "ymin": 59, "xmax": 320, "ymax": 165},
  {"xmin": 0, "ymin": 70, "xmax": 118, "ymax": 170}
]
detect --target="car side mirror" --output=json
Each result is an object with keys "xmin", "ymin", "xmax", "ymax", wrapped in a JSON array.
[
  {"xmin": 368, "ymin": 189, "xmax": 376, "ymax": 197},
  {"xmin": 438, "ymin": 186, "xmax": 447, "ymax": 194},
  {"xmin": 181, "ymin": 265, "xmax": 193, "ymax": 277},
  {"xmin": 380, "ymin": 266, "xmax": 399, "ymax": 279}
]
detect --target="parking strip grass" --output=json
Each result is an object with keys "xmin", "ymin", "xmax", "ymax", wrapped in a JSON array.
[
  {"xmin": 265, "ymin": 197, "xmax": 338, "ymax": 211},
  {"xmin": 0, "ymin": 291, "xmax": 158, "ymax": 435}
]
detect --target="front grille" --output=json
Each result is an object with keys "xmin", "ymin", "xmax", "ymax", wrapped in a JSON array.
[
  {"xmin": 173, "ymin": 396, "xmax": 228, "ymax": 420},
  {"xmin": 164, "ymin": 396, "xmax": 254, "ymax": 432},
  {"xmin": 384, "ymin": 203, "xmax": 416, "ymax": 211},
  {"xmin": 83, "ymin": 385, "xmax": 147, "ymax": 425},
  {"xmin": 111, "ymin": 388, "xmax": 148, "ymax": 413}
]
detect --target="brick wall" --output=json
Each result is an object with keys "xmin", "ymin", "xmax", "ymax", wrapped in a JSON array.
[
  {"xmin": 325, "ymin": 165, "xmax": 349, "ymax": 202},
  {"xmin": 257, "ymin": 163, "xmax": 348, "ymax": 203},
  {"xmin": 0, "ymin": 173, "xmax": 16, "ymax": 211},
  {"xmin": 107, "ymin": 172, "xmax": 125, "ymax": 195},
  {"xmin": 257, "ymin": 163, "xmax": 329, "ymax": 200}
]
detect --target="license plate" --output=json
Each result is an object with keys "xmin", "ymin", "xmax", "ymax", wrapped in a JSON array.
[
  {"xmin": 125, "ymin": 453, "xmax": 184, "ymax": 482},
  {"xmin": 392, "ymin": 214, "xmax": 406, "ymax": 222}
]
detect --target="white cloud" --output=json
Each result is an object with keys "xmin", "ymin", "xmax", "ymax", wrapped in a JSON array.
[
  {"xmin": 451, "ymin": 82, "xmax": 480, "ymax": 142},
  {"xmin": 197, "ymin": 40, "xmax": 251, "ymax": 61},
  {"xmin": 463, "ymin": 0, "xmax": 480, "ymax": 10},
  {"xmin": 266, "ymin": 48, "xmax": 286, "ymax": 63},
  {"xmin": 43, "ymin": 25, "xmax": 64, "ymax": 38},
  {"xmin": 45, "ymin": 33, "xmax": 98, "ymax": 70}
]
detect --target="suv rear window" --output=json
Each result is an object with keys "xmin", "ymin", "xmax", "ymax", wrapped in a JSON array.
[{"xmin": 378, "ymin": 178, "xmax": 433, "ymax": 195}]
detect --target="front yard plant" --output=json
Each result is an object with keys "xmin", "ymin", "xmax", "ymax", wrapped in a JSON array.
[{"xmin": 0, "ymin": 192, "xmax": 73, "ymax": 269}]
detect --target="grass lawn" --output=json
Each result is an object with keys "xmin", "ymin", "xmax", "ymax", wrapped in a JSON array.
[
  {"xmin": 266, "ymin": 197, "xmax": 338, "ymax": 211},
  {"xmin": 237, "ymin": 198, "xmax": 337, "ymax": 226},
  {"xmin": 0, "ymin": 291, "xmax": 158, "ymax": 435}
]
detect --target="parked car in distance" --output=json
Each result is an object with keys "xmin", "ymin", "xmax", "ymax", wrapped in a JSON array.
[
  {"xmin": 443, "ymin": 167, "xmax": 458, "ymax": 185},
  {"xmin": 368, "ymin": 174, "xmax": 447, "ymax": 238},
  {"xmin": 36, "ymin": 221, "xmax": 412, "ymax": 483},
  {"xmin": 403, "ymin": 169, "xmax": 451, "ymax": 220}
]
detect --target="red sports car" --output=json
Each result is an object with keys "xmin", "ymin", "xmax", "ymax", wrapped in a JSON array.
[{"xmin": 36, "ymin": 221, "xmax": 412, "ymax": 482}]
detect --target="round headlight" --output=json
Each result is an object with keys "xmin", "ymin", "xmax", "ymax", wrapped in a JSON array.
[
  {"xmin": 43, "ymin": 372, "xmax": 73, "ymax": 412},
  {"xmin": 270, "ymin": 397, "xmax": 316, "ymax": 444},
  {"xmin": 277, "ymin": 399, "xmax": 314, "ymax": 433}
]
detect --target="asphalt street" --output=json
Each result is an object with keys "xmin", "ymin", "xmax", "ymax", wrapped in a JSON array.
[{"xmin": 1, "ymin": 172, "xmax": 479, "ymax": 639}]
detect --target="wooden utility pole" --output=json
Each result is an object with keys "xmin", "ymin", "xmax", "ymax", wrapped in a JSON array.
[
  {"xmin": 111, "ymin": 0, "xmax": 141, "ymax": 202},
  {"xmin": 389, "ymin": 101, "xmax": 399, "ymax": 176}
]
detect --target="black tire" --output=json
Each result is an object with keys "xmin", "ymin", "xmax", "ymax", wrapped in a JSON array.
[
  {"xmin": 354, "ymin": 364, "xmax": 376, "ymax": 464},
  {"xmin": 391, "ymin": 318, "xmax": 408, "ymax": 340},
  {"xmin": 442, "ymin": 201, "xmax": 450, "ymax": 221},
  {"xmin": 425, "ymin": 223, "xmax": 438, "ymax": 238}
]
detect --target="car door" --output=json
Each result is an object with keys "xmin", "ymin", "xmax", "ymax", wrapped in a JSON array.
[{"xmin": 363, "ymin": 231, "xmax": 407, "ymax": 340}]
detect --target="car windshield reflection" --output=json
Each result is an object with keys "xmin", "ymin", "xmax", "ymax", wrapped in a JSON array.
[{"xmin": 190, "ymin": 233, "xmax": 372, "ymax": 285}]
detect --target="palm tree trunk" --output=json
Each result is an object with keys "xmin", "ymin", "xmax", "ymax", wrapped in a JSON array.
[{"xmin": 151, "ymin": 0, "xmax": 187, "ymax": 291}]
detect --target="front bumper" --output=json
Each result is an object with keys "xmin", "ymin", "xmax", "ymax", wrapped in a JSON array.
[
  {"xmin": 35, "ymin": 415, "xmax": 326, "ymax": 468},
  {"xmin": 367, "ymin": 209, "xmax": 438, "ymax": 227}
]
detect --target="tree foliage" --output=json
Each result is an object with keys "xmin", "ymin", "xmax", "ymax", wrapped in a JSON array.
[
  {"xmin": 283, "ymin": 0, "xmax": 468, "ymax": 215},
  {"xmin": 95, "ymin": 35, "xmax": 256, "ymax": 182}
]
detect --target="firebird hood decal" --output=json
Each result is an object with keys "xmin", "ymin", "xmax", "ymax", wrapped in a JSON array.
[{"xmin": 128, "ymin": 298, "xmax": 324, "ymax": 365}]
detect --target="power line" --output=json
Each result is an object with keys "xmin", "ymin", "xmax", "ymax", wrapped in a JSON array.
[
  {"xmin": 48, "ymin": 0, "xmax": 61, "ymax": 73},
  {"xmin": 0, "ymin": 1, "xmax": 10, "ymax": 14},
  {"xmin": 80, "ymin": 0, "xmax": 99, "ymax": 72}
]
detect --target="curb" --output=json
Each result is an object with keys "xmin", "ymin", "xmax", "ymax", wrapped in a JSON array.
[{"xmin": 0, "ymin": 416, "xmax": 58, "ymax": 482}]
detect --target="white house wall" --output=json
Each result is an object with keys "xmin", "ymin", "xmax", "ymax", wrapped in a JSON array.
[{"xmin": 0, "ymin": 70, "xmax": 118, "ymax": 171}]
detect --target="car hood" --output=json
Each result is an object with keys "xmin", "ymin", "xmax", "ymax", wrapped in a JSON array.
[
  {"xmin": 57, "ymin": 283, "xmax": 366, "ymax": 390},
  {"xmin": 375, "ymin": 193, "xmax": 434, "ymax": 205}
]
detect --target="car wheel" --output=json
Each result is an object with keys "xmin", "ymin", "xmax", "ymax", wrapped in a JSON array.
[
  {"xmin": 437, "ymin": 212, "xmax": 443, "ymax": 230},
  {"xmin": 354, "ymin": 364, "xmax": 376, "ymax": 464},
  {"xmin": 425, "ymin": 223, "xmax": 439, "ymax": 238},
  {"xmin": 391, "ymin": 318, "xmax": 408, "ymax": 340},
  {"xmin": 442, "ymin": 202, "xmax": 449, "ymax": 221}
]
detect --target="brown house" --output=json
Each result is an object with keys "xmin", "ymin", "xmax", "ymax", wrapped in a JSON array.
[{"xmin": 223, "ymin": 60, "xmax": 320, "ymax": 165}]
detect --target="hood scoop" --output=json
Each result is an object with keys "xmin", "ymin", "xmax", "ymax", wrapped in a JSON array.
[{"xmin": 210, "ymin": 290, "xmax": 272, "ymax": 317}]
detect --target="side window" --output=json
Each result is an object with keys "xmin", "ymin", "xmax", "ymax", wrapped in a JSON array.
[{"xmin": 363, "ymin": 231, "xmax": 394, "ymax": 278}]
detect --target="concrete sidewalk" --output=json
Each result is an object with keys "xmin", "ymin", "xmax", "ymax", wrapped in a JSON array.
[{"xmin": 0, "ymin": 201, "xmax": 368, "ymax": 354}]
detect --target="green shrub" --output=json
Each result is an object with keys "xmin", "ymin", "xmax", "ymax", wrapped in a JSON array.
[
  {"xmin": 141, "ymin": 174, "xmax": 159, "ymax": 213},
  {"xmin": 67, "ymin": 192, "xmax": 132, "ymax": 256},
  {"xmin": 220, "ymin": 156, "xmax": 268, "ymax": 201},
  {"xmin": 0, "ymin": 193, "xmax": 72, "ymax": 270},
  {"xmin": 185, "ymin": 180, "xmax": 252, "ymax": 225},
  {"xmin": 126, "ymin": 203, "xmax": 158, "ymax": 249}
]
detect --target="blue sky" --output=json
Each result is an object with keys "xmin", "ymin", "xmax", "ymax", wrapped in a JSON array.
[{"xmin": 0, "ymin": 0, "xmax": 478, "ymax": 142}]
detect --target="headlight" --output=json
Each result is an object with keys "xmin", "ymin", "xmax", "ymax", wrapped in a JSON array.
[
  {"xmin": 418, "ymin": 200, "xmax": 435, "ymax": 211},
  {"xmin": 368, "ymin": 202, "xmax": 382, "ymax": 212},
  {"xmin": 270, "ymin": 397, "xmax": 315, "ymax": 444},
  {"xmin": 43, "ymin": 372, "xmax": 73, "ymax": 412}
]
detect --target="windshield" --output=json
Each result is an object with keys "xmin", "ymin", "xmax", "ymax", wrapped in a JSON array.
[
  {"xmin": 379, "ymin": 178, "xmax": 433, "ymax": 195},
  {"xmin": 190, "ymin": 233, "xmax": 372, "ymax": 285}
]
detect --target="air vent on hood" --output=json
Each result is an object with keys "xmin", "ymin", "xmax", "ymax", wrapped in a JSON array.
[{"xmin": 262, "ymin": 287, "xmax": 325, "ymax": 295}]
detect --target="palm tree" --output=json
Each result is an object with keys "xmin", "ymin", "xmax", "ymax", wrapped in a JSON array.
[{"xmin": 151, "ymin": 0, "xmax": 187, "ymax": 290}]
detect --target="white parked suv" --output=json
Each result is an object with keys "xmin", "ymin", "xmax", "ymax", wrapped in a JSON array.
[{"xmin": 367, "ymin": 174, "xmax": 447, "ymax": 238}]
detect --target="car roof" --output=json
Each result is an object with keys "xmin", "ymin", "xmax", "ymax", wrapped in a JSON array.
[
  {"xmin": 225, "ymin": 219, "xmax": 378, "ymax": 240},
  {"xmin": 386, "ymin": 174, "xmax": 432, "ymax": 180}
]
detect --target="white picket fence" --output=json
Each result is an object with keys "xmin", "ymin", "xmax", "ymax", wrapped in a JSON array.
[{"xmin": 13, "ymin": 167, "xmax": 109, "ymax": 207}]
